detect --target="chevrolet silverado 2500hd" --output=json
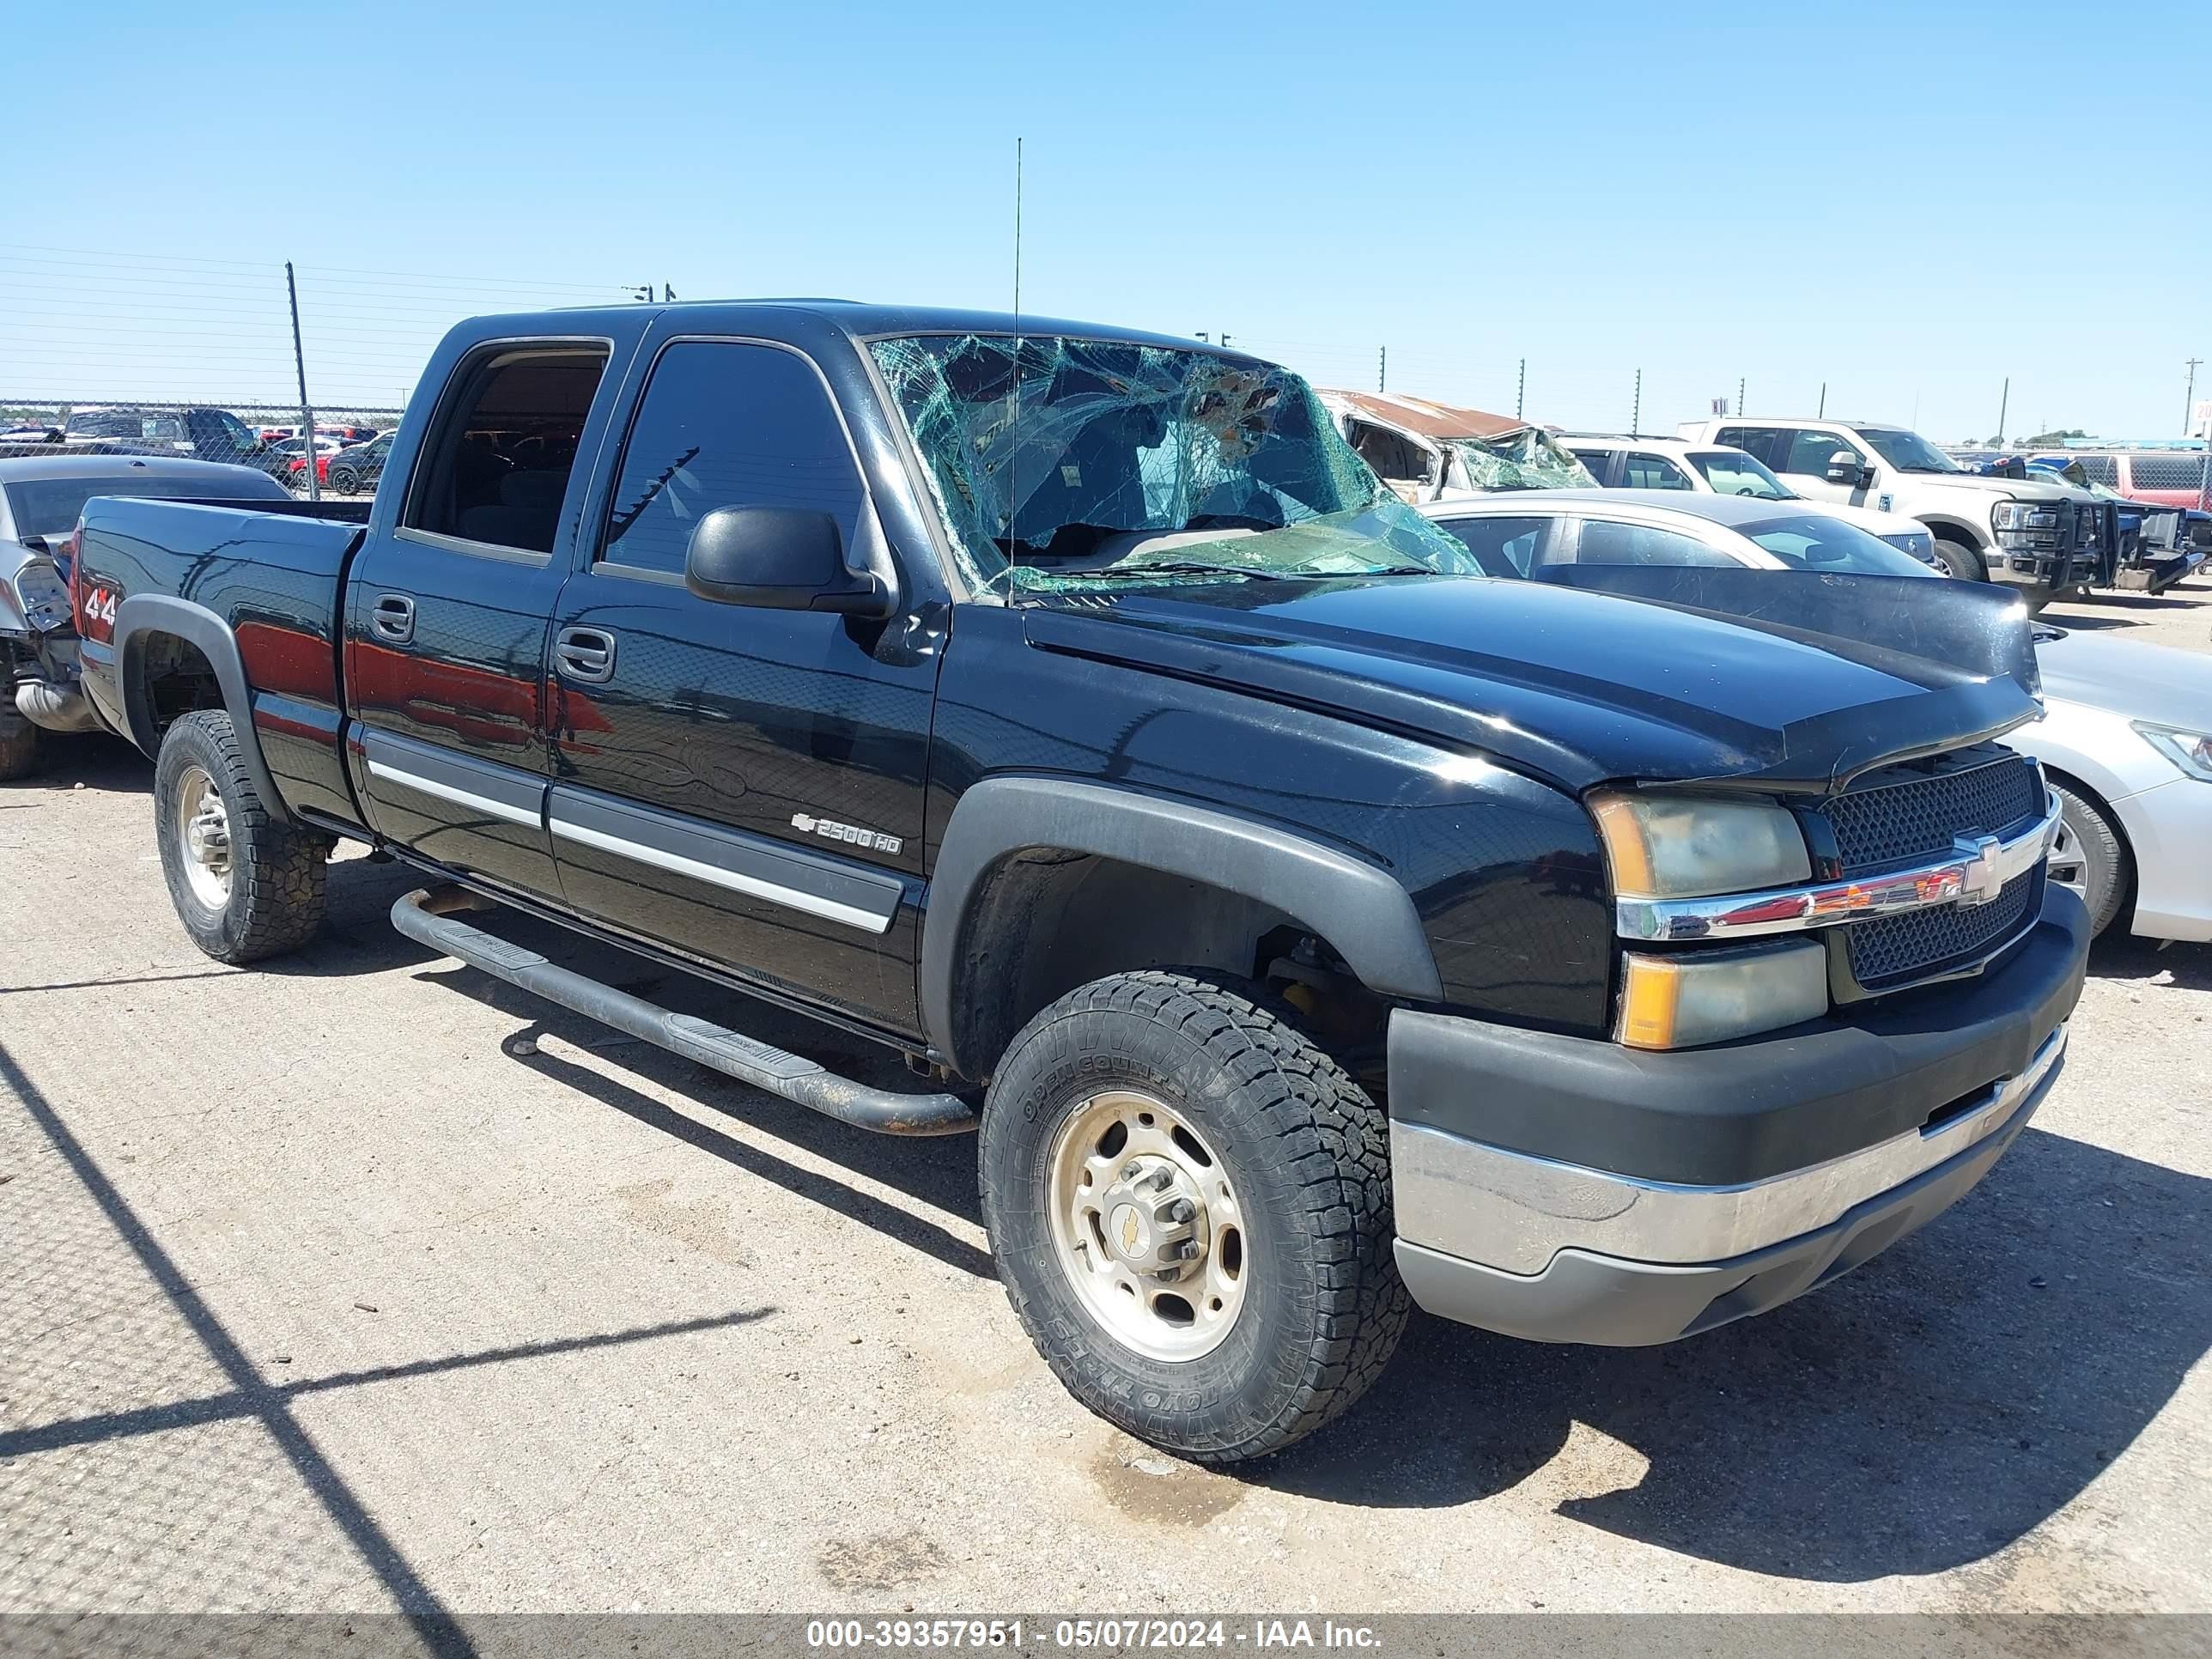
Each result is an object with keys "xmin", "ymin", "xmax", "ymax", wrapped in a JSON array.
[{"xmin": 73, "ymin": 302, "xmax": 2088, "ymax": 1462}]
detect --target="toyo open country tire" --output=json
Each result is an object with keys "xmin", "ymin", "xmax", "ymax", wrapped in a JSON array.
[
  {"xmin": 979, "ymin": 970, "xmax": 1408, "ymax": 1463},
  {"xmin": 154, "ymin": 710, "xmax": 329, "ymax": 963}
]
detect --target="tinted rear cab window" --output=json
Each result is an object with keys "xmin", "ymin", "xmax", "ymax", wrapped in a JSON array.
[{"xmin": 402, "ymin": 345, "xmax": 610, "ymax": 555}]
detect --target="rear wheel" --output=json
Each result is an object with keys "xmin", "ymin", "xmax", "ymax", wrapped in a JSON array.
[
  {"xmin": 1931, "ymin": 538, "xmax": 1989, "ymax": 582},
  {"xmin": 979, "ymin": 970, "xmax": 1407, "ymax": 1464},
  {"xmin": 154, "ymin": 710, "xmax": 329, "ymax": 963},
  {"xmin": 2046, "ymin": 782, "xmax": 2130, "ymax": 938},
  {"xmin": 0, "ymin": 710, "xmax": 38, "ymax": 781}
]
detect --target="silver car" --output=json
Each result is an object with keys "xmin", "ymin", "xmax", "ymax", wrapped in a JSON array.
[
  {"xmin": 1419, "ymin": 490, "xmax": 2212, "ymax": 940},
  {"xmin": 0, "ymin": 453, "xmax": 289, "ymax": 780}
]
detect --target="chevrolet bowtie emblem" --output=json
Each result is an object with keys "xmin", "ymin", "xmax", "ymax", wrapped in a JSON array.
[{"xmin": 1954, "ymin": 833, "xmax": 2004, "ymax": 907}]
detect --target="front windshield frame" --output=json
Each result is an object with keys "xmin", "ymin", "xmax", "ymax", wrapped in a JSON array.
[
  {"xmin": 1737, "ymin": 513, "xmax": 1941, "ymax": 577},
  {"xmin": 1853, "ymin": 426, "xmax": 1963, "ymax": 474},
  {"xmin": 1687, "ymin": 449, "xmax": 1796, "ymax": 501},
  {"xmin": 869, "ymin": 331, "xmax": 1477, "ymax": 594}
]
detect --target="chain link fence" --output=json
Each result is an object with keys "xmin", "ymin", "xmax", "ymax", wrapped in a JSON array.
[{"xmin": 0, "ymin": 245, "xmax": 644, "ymax": 498}]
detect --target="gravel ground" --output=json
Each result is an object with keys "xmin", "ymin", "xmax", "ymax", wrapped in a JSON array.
[{"xmin": 1, "ymin": 581, "xmax": 2207, "ymax": 1625}]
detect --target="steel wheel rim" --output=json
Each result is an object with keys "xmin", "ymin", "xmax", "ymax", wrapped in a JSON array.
[
  {"xmin": 175, "ymin": 764, "xmax": 233, "ymax": 908},
  {"xmin": 1045, "ymin": 1089, "xmax": 1249, "ymax": 1363},
  {"xmin": 2046, "ymin": 816, "xmax": 2089, "ymax": 902},
  {"xmin": 1930, "ymin": 548, "xmax": 1960, "ymax": 577}
]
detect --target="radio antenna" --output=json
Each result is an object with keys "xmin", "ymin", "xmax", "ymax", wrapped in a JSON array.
[{"xmin": 1004, "ymin": 134, "xmax": 1024, "ymax": 598}]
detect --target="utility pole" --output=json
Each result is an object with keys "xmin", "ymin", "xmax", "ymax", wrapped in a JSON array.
[
  {"xmin": 2185, "ymin": 357, "xmax": 2203, "ymax": 435},
  {"xmin": 1996, "ymin": 376, "xmax": 2009, "ymax": 446},
  {"xmin": 1516, "ymin": 358, "xmax": 1525, "ymax": 421},
  {"xmin": 1818, "ymin": 381, "xmax": 1826, "ymax": 417},
  {"xmin": 1736, "ymin": 375, "xmax": 1745, "ymax": 419},
  {"xmin": 1631, "ymin": 368, "xmax": 1641, "ymax": 437},
  {"xmin": 1378, "ymin": 345, "xmax": 1386, "ymax": 392},
  {"xmin": 284, "ymin": 261, "xmax": 319, "ymax": 503}
]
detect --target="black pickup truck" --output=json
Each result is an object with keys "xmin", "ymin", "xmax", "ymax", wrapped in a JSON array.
[{"xmin": 71, "ymin": 301, "xmax": 2088, "ymax": 1462}]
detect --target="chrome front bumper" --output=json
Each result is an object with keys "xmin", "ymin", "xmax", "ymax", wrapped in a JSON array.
[{"xmin": 1391, "ymin": 1024, "xmax": 2067, "ymax": 1346}]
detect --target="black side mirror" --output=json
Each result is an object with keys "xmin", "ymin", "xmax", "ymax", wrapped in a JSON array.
[
  {"xmin": 1826, "ymin": 451, "xmax": 1869, "ymax": 487},
  {"xmin": 684, "ymin": 505, "xmax": 894, "ymax": 617}
]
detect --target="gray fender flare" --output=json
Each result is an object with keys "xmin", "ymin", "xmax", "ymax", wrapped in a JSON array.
[
  {"xmin": 920, "ymin": 775, "xmax": 1442, "ymax": 1070},
  {"xmin": 112, "ymin": 593, "xmax": 292, "ymax": 824}
]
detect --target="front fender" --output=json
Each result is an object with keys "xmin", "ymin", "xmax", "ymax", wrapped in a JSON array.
[{"xmin": 919, "ymin": 775, "xmax": 1442, "ymax": 1073}]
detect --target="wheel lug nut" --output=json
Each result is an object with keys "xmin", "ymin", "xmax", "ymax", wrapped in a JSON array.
[
  {"xmin": 1121, "ymin": 1161, "xmax": 1144, "ymax": 1182},
  {"xmin": 1148, "ymin": 1168, "xmax": 1174, "ymax": 1192},
  {"xmin": 1158, "ymin": 1199, "xmax": 1194, "ymax": 1225}
]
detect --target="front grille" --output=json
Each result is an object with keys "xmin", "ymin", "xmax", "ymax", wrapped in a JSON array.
[
  {"xmin": 1819, "ymin": 755, "xmax": 2043, "ymax": 875},
  {"xmin": 1848, "ymin": 869, "xmax": 2039, "ymax": 988}
]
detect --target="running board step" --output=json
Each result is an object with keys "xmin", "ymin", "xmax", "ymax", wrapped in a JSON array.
[{"xmin": 392, "ymin": 886, "xmax": 979, "ymax": 1137}]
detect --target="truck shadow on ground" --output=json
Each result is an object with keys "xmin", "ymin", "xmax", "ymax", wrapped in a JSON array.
[
  {"xmin": 1254, "ymin": 1124, "xmax": 2211, "ymax": 1582},
  {"xmin": 3, "ymin": 732, "xmax": 150, "ymax": 797},
  {"xmin": 2087, "ymin": 932, "xmax": 2212, "ymax": 992},
  {"xmin": 287, "ymin": 856, "xmax": 2208, "ymax": 1584}
]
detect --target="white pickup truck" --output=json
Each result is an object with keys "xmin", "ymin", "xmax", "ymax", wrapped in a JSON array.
[{"xmin": 1676, "ymin": 416, "xmax": 2100, "ymax": 596}]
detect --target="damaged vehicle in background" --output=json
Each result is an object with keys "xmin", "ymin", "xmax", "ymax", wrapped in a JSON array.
[
  {"xmin": 1317, "ymin": 390, "xmax": 1595, "ymax": 500},
  {"xmin": 1419, "ymin": 490, "xmax": 2210, "ymax": 943},
  {"xmin": 0, "ymin": 454, "xmax": 290, "ymax": 780}
]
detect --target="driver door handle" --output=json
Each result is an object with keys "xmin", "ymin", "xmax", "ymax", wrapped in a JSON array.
[
  {"xmin": 556, "ymin": 626, "xmax": 617, "ymax": 684},
  {"xmin": 370, "ymin": 592, "xmax": 415, "ymax": 644}
]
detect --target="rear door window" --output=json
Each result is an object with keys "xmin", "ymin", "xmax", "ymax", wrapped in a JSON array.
[
  {"xmin": 1782, "ymin": 428, "xmax": 1864, "ymax": 477},
  {"xmin": 1568, "ymin": 449, "xmax": 1615, "ymax": 484},
  {"xmin": 1624, "ymin": 452, "xmax": 1694, "ymax": 489},
  {"xmin": 599, "ymin": 340, "xmax": 866, "ymax": 576},
  {"xmin": 1714, "ymin": 426, "xmax": 1787, "ymax": 468},
  {"xmin": 1429, "ymin": 514, "xmax": 1549, "ymax": 577},
  {"xmin": 1572, "ymin": 518, "xmax": 1737, "ymax": 567},
  {"xmin": 401, "ymin": 343, "xmax": 610, "ymax": 556}
]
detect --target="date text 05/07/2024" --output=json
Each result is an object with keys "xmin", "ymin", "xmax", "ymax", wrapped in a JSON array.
[{"xmin": 804, "ymin": 1620, "xmax": 1382, "ymax": 1650}]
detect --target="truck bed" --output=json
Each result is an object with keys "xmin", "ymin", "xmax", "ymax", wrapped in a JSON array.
[{"xmin": 75, "ymin": 495, "xmax": 372, "ymax": 827}]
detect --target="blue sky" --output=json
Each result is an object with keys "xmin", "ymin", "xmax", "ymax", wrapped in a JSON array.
[{"xmin": 8, "ymin": 0, "xmax": 2209, "ymax": 439}]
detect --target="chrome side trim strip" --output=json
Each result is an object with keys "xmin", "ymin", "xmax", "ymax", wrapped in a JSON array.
[
  {"xmin": 548, "ymin": 817, "xmax": 896, "ymax": 936},
  {"xmin": 1616, "ymin": 791, "xmax": 2063, "ymax": 943},
  {"xmin": 365, "ymin": 758, "xmax": 542, "ymax": 829},
  {"xmin": 1390, "ymin": 1024, "xmax": 2066, "ymax": 1275}
]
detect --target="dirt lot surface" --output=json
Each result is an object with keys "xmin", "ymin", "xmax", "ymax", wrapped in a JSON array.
[{"xmin": 2, "ymin": 580, "xmax": 2208, "ymax": 1623}]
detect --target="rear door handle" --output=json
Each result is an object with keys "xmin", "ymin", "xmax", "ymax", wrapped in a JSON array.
[
  {"xmin": 556, "ymin": 626, "xmax": 617, "ymax": 684},
  {"xmin": 370, "ymin": 592, "xmax": 415, "ymax": 644}
]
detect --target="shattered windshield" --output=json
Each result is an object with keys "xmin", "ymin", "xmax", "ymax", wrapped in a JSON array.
[
  {"xmin": 1443, "ymin": 430, "xmax": 1596, "ymax": 491},
  {"xmin": 870, "ymin": 333, "xmax": 1477, "ymax": 591}
]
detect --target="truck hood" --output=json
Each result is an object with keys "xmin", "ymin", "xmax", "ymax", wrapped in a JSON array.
[
  {"xmin": 1024, "ymin": 568, "xmax": 2040, "ymax": 794},
  {"xmin": 2036, "ymin": 627, "xmax": 2212, "ymax": 726},
  {"xmin": 1900, "ymin": 473, "xmax": 2081, "ymax": 506}
]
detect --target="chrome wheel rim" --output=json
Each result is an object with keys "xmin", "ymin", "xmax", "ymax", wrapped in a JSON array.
[
  {"xmin": 1929, "ymin": 547, "xmax": 1960, "ymax": 577},
  {"xmin": 1045, "ymin": 1090, "xmax": 1249, "ymax": 1363},
  {"xmin": 2046, "ymin": 815, "xmax": 2089, "ymax": 903},
  {"xmin": 175, "ymin": 764, "xmax": 233, "ymax": 909}
]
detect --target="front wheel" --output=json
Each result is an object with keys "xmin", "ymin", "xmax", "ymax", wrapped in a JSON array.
[
  {"xmin": 154, "ymin": 710, "xmax": 329, "ymax": 963},
  {"xmin": 979, "ymin": 971, "xmax": 1408, "ymax": 1464},
  {"xmin": 2046, "ymin": 782, "xmax": 2130, "ymax": 938},
  {"xmin": 331, "ymin": 467, "xmax": 359, "ymax": 495},
  {"xmin": 1931, "ymin": 538, "xmax": 1990, "ymax": 582}
]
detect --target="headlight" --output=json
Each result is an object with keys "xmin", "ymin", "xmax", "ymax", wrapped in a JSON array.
[
  {"xmin": 2134, "ymin": 720, "xmax": 2212, "ymax": 782},
  {"xmin": 1618, "ymin": 939, "xmax": 1829, "ymax": 1049},
  {"xmin": 1590, "ymin": 791, "xmax": 1811, "ymax": 899},
  {"xmin": 1993, "ymin": 501, "xmax": 2059, "ymax": 532}
]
